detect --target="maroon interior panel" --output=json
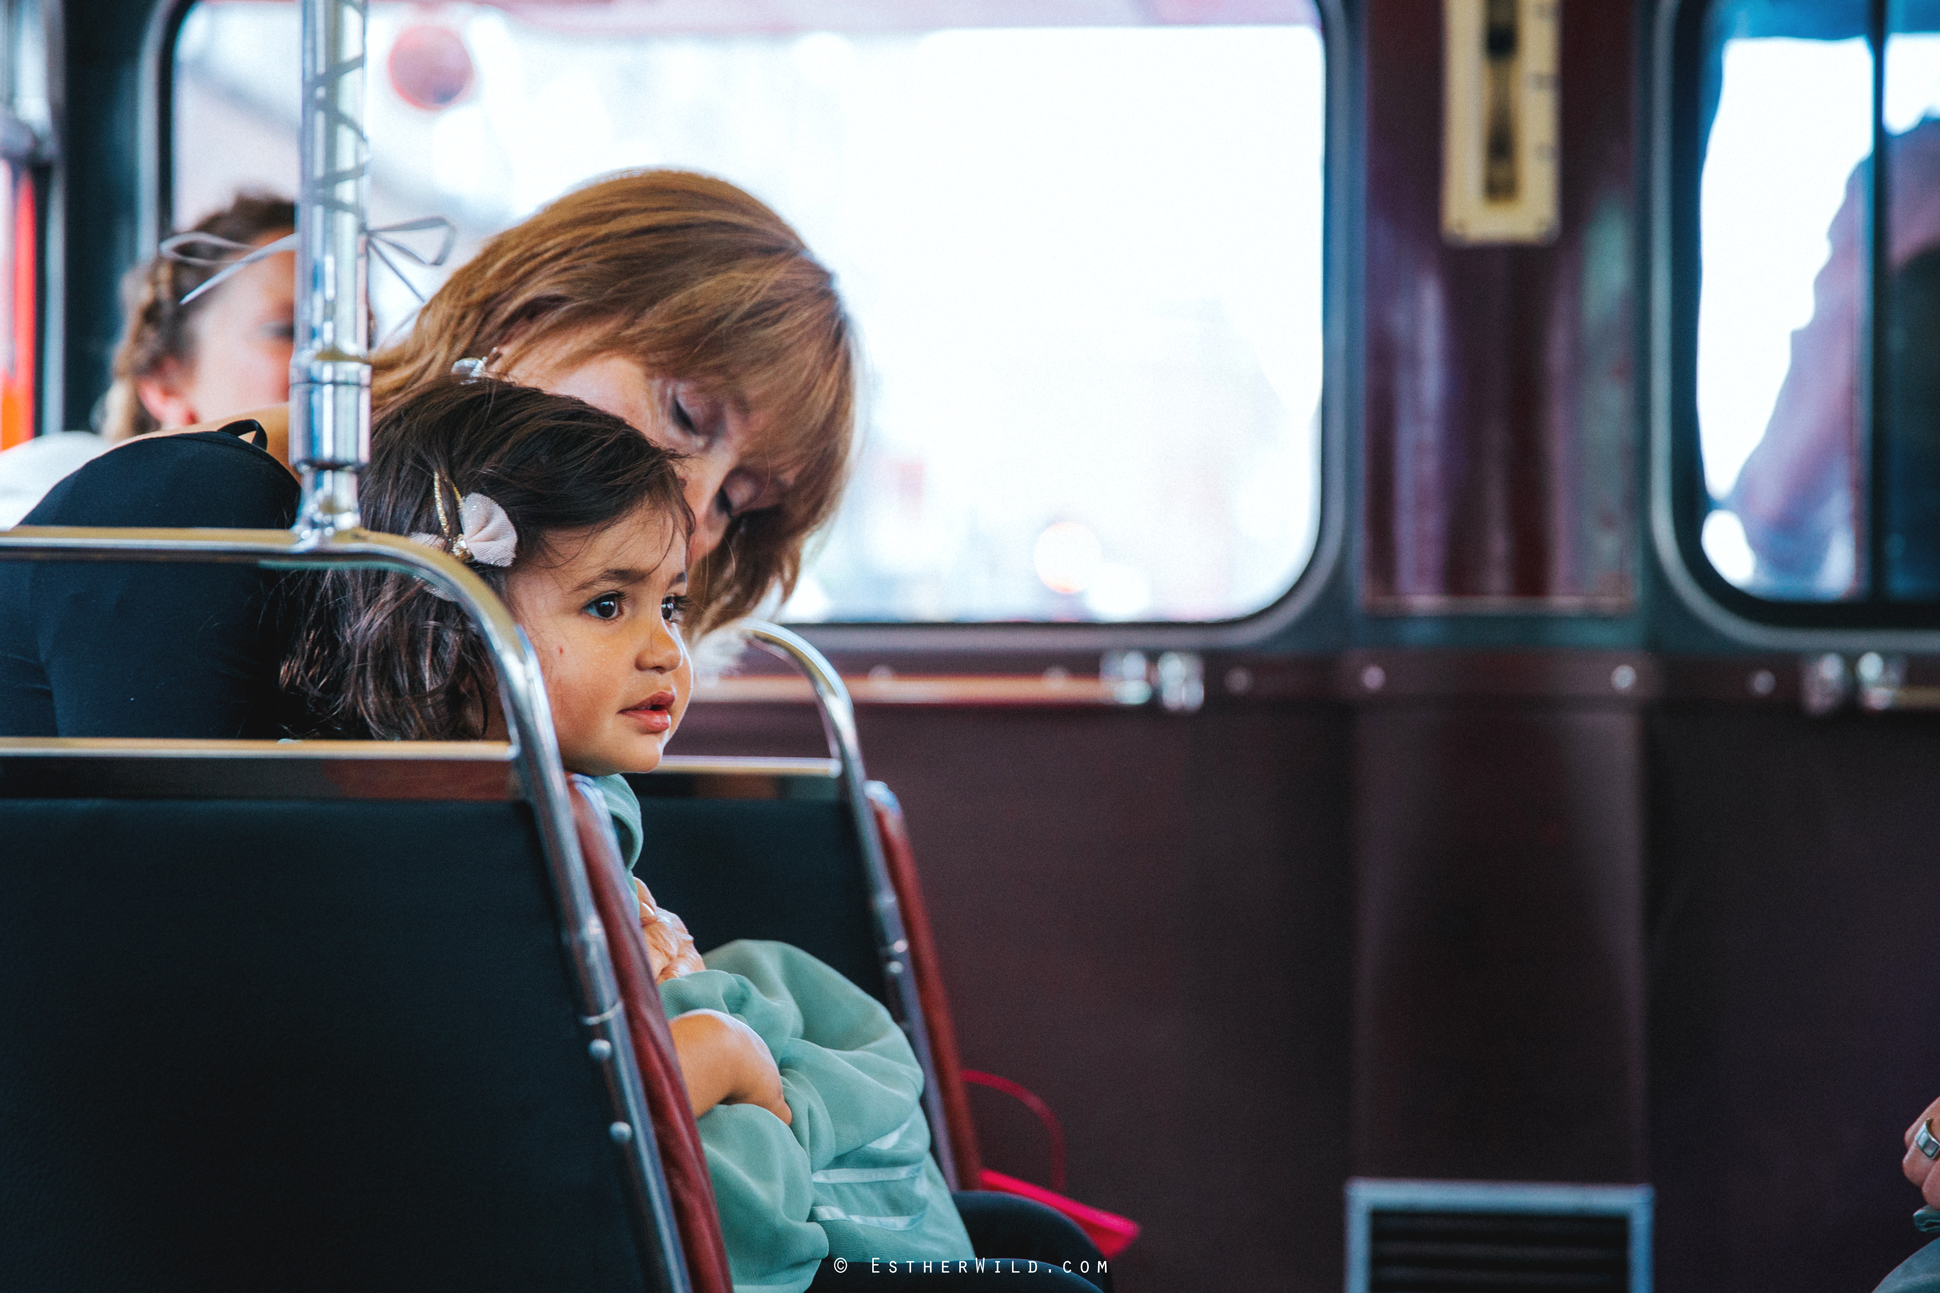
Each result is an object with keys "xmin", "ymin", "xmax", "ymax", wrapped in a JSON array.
[
  {"xmin": 678, "ymin": 700, "xmax": 1355, "ymax": 1292},
  {"xmin": 678, "ymin": 660, "xmax": 1940, "ymax": 1292},
  {"xmin": 1648, "ymin": 707, "xmax": 1940, "ymax": 1293},
  {"xmin": 1362, "ymin": 0, "xmax": 1637, "ymax": 609},
  {"xmin": 1353, "ymin": 701, "xmax": 1648, "ymax": 1181}
]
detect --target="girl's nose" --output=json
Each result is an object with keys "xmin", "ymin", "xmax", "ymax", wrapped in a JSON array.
[{"xmin": 641, "ymin": 617, "xmax": 686, "ymax": 672}]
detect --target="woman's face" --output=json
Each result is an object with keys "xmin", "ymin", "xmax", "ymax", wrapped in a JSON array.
[
  {"xmin": 136, "ymin": 231, "xmax": 296, "ymax": 432},
  {"xmin": 503, "ymin": 341, "xmax": 786, "ymax": 564}
]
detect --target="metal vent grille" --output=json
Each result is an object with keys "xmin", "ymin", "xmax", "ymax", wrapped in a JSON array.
[{"xmin": 1347, "ymin": 1180, "xmax": 1653, "ymax": 1293}]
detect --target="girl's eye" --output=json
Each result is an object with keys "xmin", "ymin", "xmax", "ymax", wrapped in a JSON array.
[
  {"xmin": 585, "ymin": 594, "xmax": 624, "ymax": 621},
  {"xmin": 661, "ymin": 594, "xmax": 692, "ymax": 624}
]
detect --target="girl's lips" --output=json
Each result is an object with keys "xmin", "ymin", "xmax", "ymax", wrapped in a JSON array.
[{"xmin": 620, "ymin": 691, "xmax": 677, "ymax": 734}]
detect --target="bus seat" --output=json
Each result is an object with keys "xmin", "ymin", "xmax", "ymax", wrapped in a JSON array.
[
  {"xmin": 629, "ymin": 779, "xmax": 883, "ymax": 1002},
  {"xmin": 0, "ymin": 739, "xmax": 705, "ymax": 1293},
  {"xmin": 626, "ymin": 769, "xmax": 976, "ymax": 1166}
]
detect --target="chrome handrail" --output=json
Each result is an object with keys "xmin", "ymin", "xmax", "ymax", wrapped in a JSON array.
[
  {"xmin": 693, "ymin": 671, "xmax": 1129, "ymax": 707},
  {"xmin": 0, "ymin": 524, "xmax": 690, "ymax": 1293},
  {"xmin": 742, "ymin": 621, "xmax": 960, "ymax": 1192},
  {"xmin": 653, "ymin": 754, "xmax": 841, "ymax": 779}
]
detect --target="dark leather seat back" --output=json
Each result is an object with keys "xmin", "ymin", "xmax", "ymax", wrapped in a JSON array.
[
  {"xmin": 630, "ymin": 789, "xmax": 888, "ymax": 1006},
  {"xmin": 626, "ymin": 762, "xmax": 985, "ymax": 1193},
  {"xmin": 0, "ymin": 790, "xmax": 660, "ymax": 1293}
]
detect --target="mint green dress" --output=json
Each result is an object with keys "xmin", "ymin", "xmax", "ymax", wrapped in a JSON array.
[{"xmin": 592, "ymin": 775, "xmax": 973, "ymax": 1293}]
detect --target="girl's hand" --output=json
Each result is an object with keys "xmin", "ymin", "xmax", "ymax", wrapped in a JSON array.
[
  {"xmin": 667, "ymin": 1008, "xmax": 792, "ymax": 1126},
  {"xmin": 634, "ymin": 878, "xmax": 704, "ymax": 983}
]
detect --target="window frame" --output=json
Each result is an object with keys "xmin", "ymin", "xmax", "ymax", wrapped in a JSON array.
[
  {"xmin": 151, "ymin": 0, "xmax": 1349, "ymax": 653},
  {"xmin": 1652, "ymin": 0, "xmax": 1940, "ymax": 642}
]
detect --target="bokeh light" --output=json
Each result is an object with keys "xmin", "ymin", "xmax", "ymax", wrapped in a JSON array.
[{"xmin": 1033, "ymin": 522, "xmax": 1103, "ymax": 596}]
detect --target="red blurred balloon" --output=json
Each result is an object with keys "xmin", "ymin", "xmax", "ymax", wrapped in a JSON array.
[{"xmin": 389, "ymin": 25, "xmax": 474, "ymax": 112}]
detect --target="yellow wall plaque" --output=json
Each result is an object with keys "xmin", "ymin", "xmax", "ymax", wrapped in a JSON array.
[{"xmin": 1442, "ymin": 0, "xmax": 1560, "ymax": 245}]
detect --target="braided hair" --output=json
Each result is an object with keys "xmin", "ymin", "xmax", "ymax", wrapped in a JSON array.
[{"xmin": 99, "ymin": 191, "xmax": 295, "ymax": 441}]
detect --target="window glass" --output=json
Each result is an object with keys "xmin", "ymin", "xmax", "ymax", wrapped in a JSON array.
[
  {"xmin": 173, "ymin": 0, "xmax": 1326, "ymax": 624},
  {"xmin": 1695, "ymin": 5, "xmax": 1870, "ymax": 599},
  {"xmin": 1693, "ymin": 0, "xmax": 1940, "ymax": 605},
  {"xmin": 1879, "ymin": 5, "xmax": 1940, "ymax": 598}
]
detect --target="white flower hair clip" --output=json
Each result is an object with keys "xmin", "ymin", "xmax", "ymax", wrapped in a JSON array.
[{"xmin": 409, "ymin": 473, "xmax": 518, "ymax": 568}]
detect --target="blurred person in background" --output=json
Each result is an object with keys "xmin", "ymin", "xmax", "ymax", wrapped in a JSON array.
[
  {"xmin": 1727, "ymin": 120, "xmax": 1940, "ymax": 596},
  {"xmin": 0, "ymin": 191, "xmax": 294, "ymax": 527}
]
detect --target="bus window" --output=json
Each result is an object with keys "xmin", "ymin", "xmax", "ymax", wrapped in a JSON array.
[
  {"xmin": 171, "ymin": 0, "xmax": 1326, "ymax": 625},
  {"xmin": 1687, "ymin": 0, "xmax": 1940, "ymax": 613}
]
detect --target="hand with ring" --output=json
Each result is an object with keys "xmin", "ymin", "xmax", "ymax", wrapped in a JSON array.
[{"xmin": 1904, "ymin": 1096, "xmax": 1940, "ymax": 1208}]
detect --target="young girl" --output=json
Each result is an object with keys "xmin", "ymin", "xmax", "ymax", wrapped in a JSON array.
[{"xmin": 283, "ymin": 375, "xmax": 980, "ymax": 1293}]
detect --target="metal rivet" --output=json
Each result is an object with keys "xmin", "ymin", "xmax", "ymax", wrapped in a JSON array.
[
  {"xmin": 1802, "ymin": 653, "xmax": 1852, "ymax": 716},
  {"xmin": 1225, "ymin": 666, "xmax": 1254, "ymax": 695},
  {"xmin": 1361, "ymin": 664, "xmax": 1386, "ymax": 693},
  {"xmin": 868, "ymin": 664, "xmax": 895, "ymax": 684},
  {"xmin": 1102, "ymin": 650, "xmax": 1153, "ymax": 706},
  {"xmin": 609, "ymin": 1122, "xmax": 633, "ymax": 1144},
  {"xmin": 1749, "ymin": 669, "xmax": 1776, "ymax": 697},
  {"xmin": 886, "ymin": 959, "xmax": 905, "ymax": 975},
  {"xmin": 1611, "ymin": 664, "xmax": 1637, "ymax": 692},
  {"xmin": 891, "ymin": 939, "xmax": 909, "ymax": 954},
  {"xmin": 588, "ymin": 1038, "xmax": 613, "ymax": 1062},
  {"xmin": 1156, "ymin": 651, "xmax": 1206, "ymax": 714}
]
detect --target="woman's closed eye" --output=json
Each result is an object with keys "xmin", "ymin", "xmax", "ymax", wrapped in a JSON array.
[
  {"xmin": 716, "ymin": 471, "xmax": 768, "ymax": 523},
  {"xmin": 671, "ymin": 394, "xmax": 698, "ymax": 437},
  {"xmin": 670, "ymin": 390, "xmax": 721, "ymax": 447}
]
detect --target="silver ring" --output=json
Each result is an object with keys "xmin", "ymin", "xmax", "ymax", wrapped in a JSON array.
[{"xmin": 1916, "ymin": 1120, "xmax": 1940, "ymax": 1161}]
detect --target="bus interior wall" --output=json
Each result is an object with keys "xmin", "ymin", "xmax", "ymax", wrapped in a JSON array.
[{"xmin": 28, "ymin": 0, "xmax": 1940, "ymax": 1290}]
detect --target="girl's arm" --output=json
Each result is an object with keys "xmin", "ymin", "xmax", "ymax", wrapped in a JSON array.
[
  {"xmin": 667, "ymin": 1008, "xmax": 792, "ymax": 1125},
  {"xmin": 642, "ymin": 890, "xmax": 785, "ymax": 1123}
]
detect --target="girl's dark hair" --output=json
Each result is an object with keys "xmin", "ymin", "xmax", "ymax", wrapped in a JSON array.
[
  {"xmin": 102, "ymin": 191, "xmax": 297, "ymax": 440},
  {"xmin": 283, "ymin": 376, "xmax": 690, "ymax": 741}
]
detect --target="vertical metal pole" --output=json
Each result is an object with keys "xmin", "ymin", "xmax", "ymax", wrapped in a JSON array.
[{"xmin": 291, "ymin": 0, "xmax": 369, "ymax": 534}]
